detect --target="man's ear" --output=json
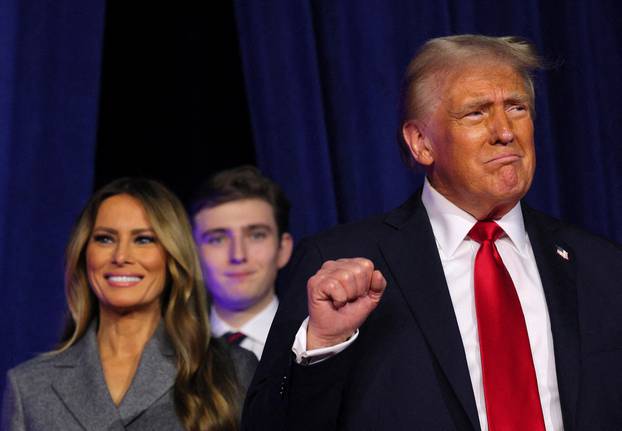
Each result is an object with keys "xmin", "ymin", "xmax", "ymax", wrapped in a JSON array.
[
  {"xmin": 402, "ymin": 120, "xmax": 434, "ymax": 166},
  {"xmin": 276, "ymin": 232, "xmax": 294, "ymax": 269}
]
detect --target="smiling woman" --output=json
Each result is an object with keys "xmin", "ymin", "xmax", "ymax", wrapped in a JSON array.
[
  {"xmin": 86, "ymin": 194, "xmax": 168, "ymax": 314},
  {"xmin": 1, "ymin": 178, "xmax": 256, "ymax": 431}
]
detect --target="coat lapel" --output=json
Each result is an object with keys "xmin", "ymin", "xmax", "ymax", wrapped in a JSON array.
[
  {"xmin": 117, "ymin": 323, "xmax": 176, "ymax": 426},
  {"xmin": 51, "ymin": 324, "xmax": 124, "ymax": 431},
  {"xmin": 523, "ymin": 205, "xmax": 580, "ymax": 431},
  {"xmin": 51, "ymin": 322, "xmax": 177, "ymax": 430},
  {"xmin": 378, "ymin": 195, "xmax": 480, "ymax": 431}
]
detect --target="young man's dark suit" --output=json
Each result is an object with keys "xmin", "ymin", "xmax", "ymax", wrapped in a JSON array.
[{"xmin": 242, "ymin": 192, "xmax": 622, "ymax": 430}]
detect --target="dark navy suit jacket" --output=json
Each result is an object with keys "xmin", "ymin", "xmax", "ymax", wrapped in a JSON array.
[{"xmin": 242, "ymin": 193, "xmax": 622, "ymax": 430}]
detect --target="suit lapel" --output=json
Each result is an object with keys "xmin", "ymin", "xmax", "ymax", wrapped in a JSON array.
[
  {"xmin": 117, "ymin": 323, "xmax": 176, "ymax": 426},
  {"xmin": 51, "ymin": 322, "xmax": 177, "ymax": 430},
  {"xmin": 524, "ymin": 205, "xmax": 580, "ymax": 431},
  {"xmin": 378, "ymin": 195, "xmax": 480, "ymax": 431},
  {"xmin": 51, "ymin": 324, "xmax": 124, "ymax": 431}
]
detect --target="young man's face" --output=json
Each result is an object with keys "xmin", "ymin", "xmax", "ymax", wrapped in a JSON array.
[{"xmin": 193, "ymin": 198, "xmax": 293, "ymax": 315}]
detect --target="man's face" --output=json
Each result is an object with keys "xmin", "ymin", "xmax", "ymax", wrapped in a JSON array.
[
  {"xmin": 404, "ymin": 63, "xmax": 536, "ymax": 220},
  {"xmin": 193, "ymin": 198, "xmax": 293, "ymax": 314}
]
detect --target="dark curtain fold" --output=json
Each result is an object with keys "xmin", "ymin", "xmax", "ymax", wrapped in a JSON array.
[
  {"xmin": 0, "ymin": 0, "xmax": 106, "ymax": 391},
  {"xmin": 235, "ymin": 0, "xmax": 622, "ymax": 244}
]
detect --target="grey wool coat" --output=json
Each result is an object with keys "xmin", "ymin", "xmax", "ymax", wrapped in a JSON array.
[{"xmin": 1, "ymin": 323, "xmax": 257, "ymax": 431}]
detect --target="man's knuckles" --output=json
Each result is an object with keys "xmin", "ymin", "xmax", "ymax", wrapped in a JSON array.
[
  {"xmin": 322, "ymin": 257, "xmax": 374, "ymax": 269},
  {"xmin": 351, "ymin": 257, "xmax": 374, "ymax": 271}
]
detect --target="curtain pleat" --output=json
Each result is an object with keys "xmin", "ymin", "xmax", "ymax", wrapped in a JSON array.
[{"xmin": 235, "ymin": 0, "xmax": 622, "ymax": 244}]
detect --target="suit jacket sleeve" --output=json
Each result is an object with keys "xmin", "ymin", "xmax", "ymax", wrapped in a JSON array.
[
  {"xmin": 242, "ymin": 238, "xmax": 352, "ymax": 430},
  {"xmin": 2, "ymin": 369, "xmax": 26, "ymax": 431}
]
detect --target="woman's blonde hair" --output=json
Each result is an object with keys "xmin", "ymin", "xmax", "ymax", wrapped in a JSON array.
[{"xmin": 60, "ymin": 177, "xmax": 241, "ymax": 430}]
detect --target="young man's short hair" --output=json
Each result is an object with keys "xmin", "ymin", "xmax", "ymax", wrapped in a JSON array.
[{"xmin": 190, "ymin": 165, "xmax": 291, "ymax": 236}]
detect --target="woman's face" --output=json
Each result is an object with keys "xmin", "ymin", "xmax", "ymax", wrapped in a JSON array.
[{"xmin": 86, "ymin": 194, "xmax": 167, "ymax": 314}]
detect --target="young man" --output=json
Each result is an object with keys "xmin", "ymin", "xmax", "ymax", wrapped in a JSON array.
[{"xmin": 190, "ymin": 165, "xmax": 293, "ymax": 360}]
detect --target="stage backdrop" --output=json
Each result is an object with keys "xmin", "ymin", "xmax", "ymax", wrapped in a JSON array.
[
  {"xmin": 235, "ymin": 0, "xmax": 622, "ymax": 245},
  {"xmin": 2, "ymin": 0, "xmax": 622, "ymax": 403},
  {"xmin": 0, "ymin": 0, "xmax": 106, "ymax": 392}
]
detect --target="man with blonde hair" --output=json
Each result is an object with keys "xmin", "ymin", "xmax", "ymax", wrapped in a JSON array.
[{"xmin": 243, "ymin": 35, "xmax": 622, "ymax": 430}]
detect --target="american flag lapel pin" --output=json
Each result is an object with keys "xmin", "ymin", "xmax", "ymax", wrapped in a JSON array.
[{"xmin": 556, "ymin": 245, "xmax": 569, "ymax": 261}]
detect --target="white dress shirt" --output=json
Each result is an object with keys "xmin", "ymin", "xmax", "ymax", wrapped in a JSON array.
[
  {"xmin": 211, "ymin": 295, "xmax": 278, "ymax": 360},
  {"xmin": 292, "ymin": 179, "xmax": 564, "ymax": 430}
]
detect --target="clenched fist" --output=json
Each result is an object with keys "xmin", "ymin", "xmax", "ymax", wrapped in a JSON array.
[{"xmin": 306, "ymin": 258, "xmax": 387, "ymax": 350}]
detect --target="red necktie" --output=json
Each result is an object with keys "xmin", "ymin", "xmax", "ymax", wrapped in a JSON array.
[
  {"xmin": 469, "ymin": 221, "xmax": 545, "ymax": 431},
  {"xmin": 223, "ymin": 331, "xmax": 247, "ymax": 346}
]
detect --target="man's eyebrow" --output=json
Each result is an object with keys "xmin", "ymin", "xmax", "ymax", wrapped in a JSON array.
[
  {"xmin": 449, "ymin": 98, "xmax": 492, "ymax": 116},
  {"xmin": 459, "ymin": 93, "xmax": 530, "ymax": 111},
  {"xmin": 199, "ymin": 224, "xmax": 274, "ymax": 238},
  {"xmin": 504, "ymin": 93, "xmax": 531, "ymax": 104},
  {"xmin": 246, "ymin": 224, "xmax": 273, "ymax": 231},
  {"xmin": 200, "ymin": 228, "xmax": 228, "ymax": 239},
  {"xmin": 461, "ymin": 98, "xmax": 492, "ymax": 110}
]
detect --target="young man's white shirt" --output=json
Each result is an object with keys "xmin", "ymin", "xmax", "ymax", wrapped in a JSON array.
[{"xmin": 211, "ymin": 295, "xmax": 278, "ymax": 360}]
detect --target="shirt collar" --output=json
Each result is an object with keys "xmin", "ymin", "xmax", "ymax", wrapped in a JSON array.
[
  {"xmin": 421, "ymin": 177, "xmax": 529, "ymax": 257},
  {"xmin": 210, "ymin": 295, "xmax": 279, "ymax": 343}
]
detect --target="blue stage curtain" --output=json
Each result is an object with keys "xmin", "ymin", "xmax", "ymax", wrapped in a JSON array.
[
  {"xmin": 0, "ymin": 0, "xmax": 106, "ymax": 390},
  {"xmin": 235, "ymin": 0, "xmax": 622, "ymax": 244}
]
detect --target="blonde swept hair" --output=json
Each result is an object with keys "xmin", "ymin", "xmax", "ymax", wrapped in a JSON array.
[
  {"xmin": 398, "ymin": 34, "xmax": 544, "ymax": 167},
  {"xmin": 59, "ymin": 177, "xmax": 242, "ymax": 431}
]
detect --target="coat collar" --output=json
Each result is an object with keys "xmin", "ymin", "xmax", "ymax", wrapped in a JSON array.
[
  {"xmin": 50, "ymin": 320, "xmax": 177, "ymax": 430},
  {"xmin": 50, "ymin": 321, "xmax": 124, "ymax": 430},
  {"xmin": 117, "ymin": 322, "xmax": 176, "ymax": 426}
]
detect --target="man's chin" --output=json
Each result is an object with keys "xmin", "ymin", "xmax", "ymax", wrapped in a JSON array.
[{"xmin": 489, "ymin": 170, "xmax": 532, "ymax": 200}]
